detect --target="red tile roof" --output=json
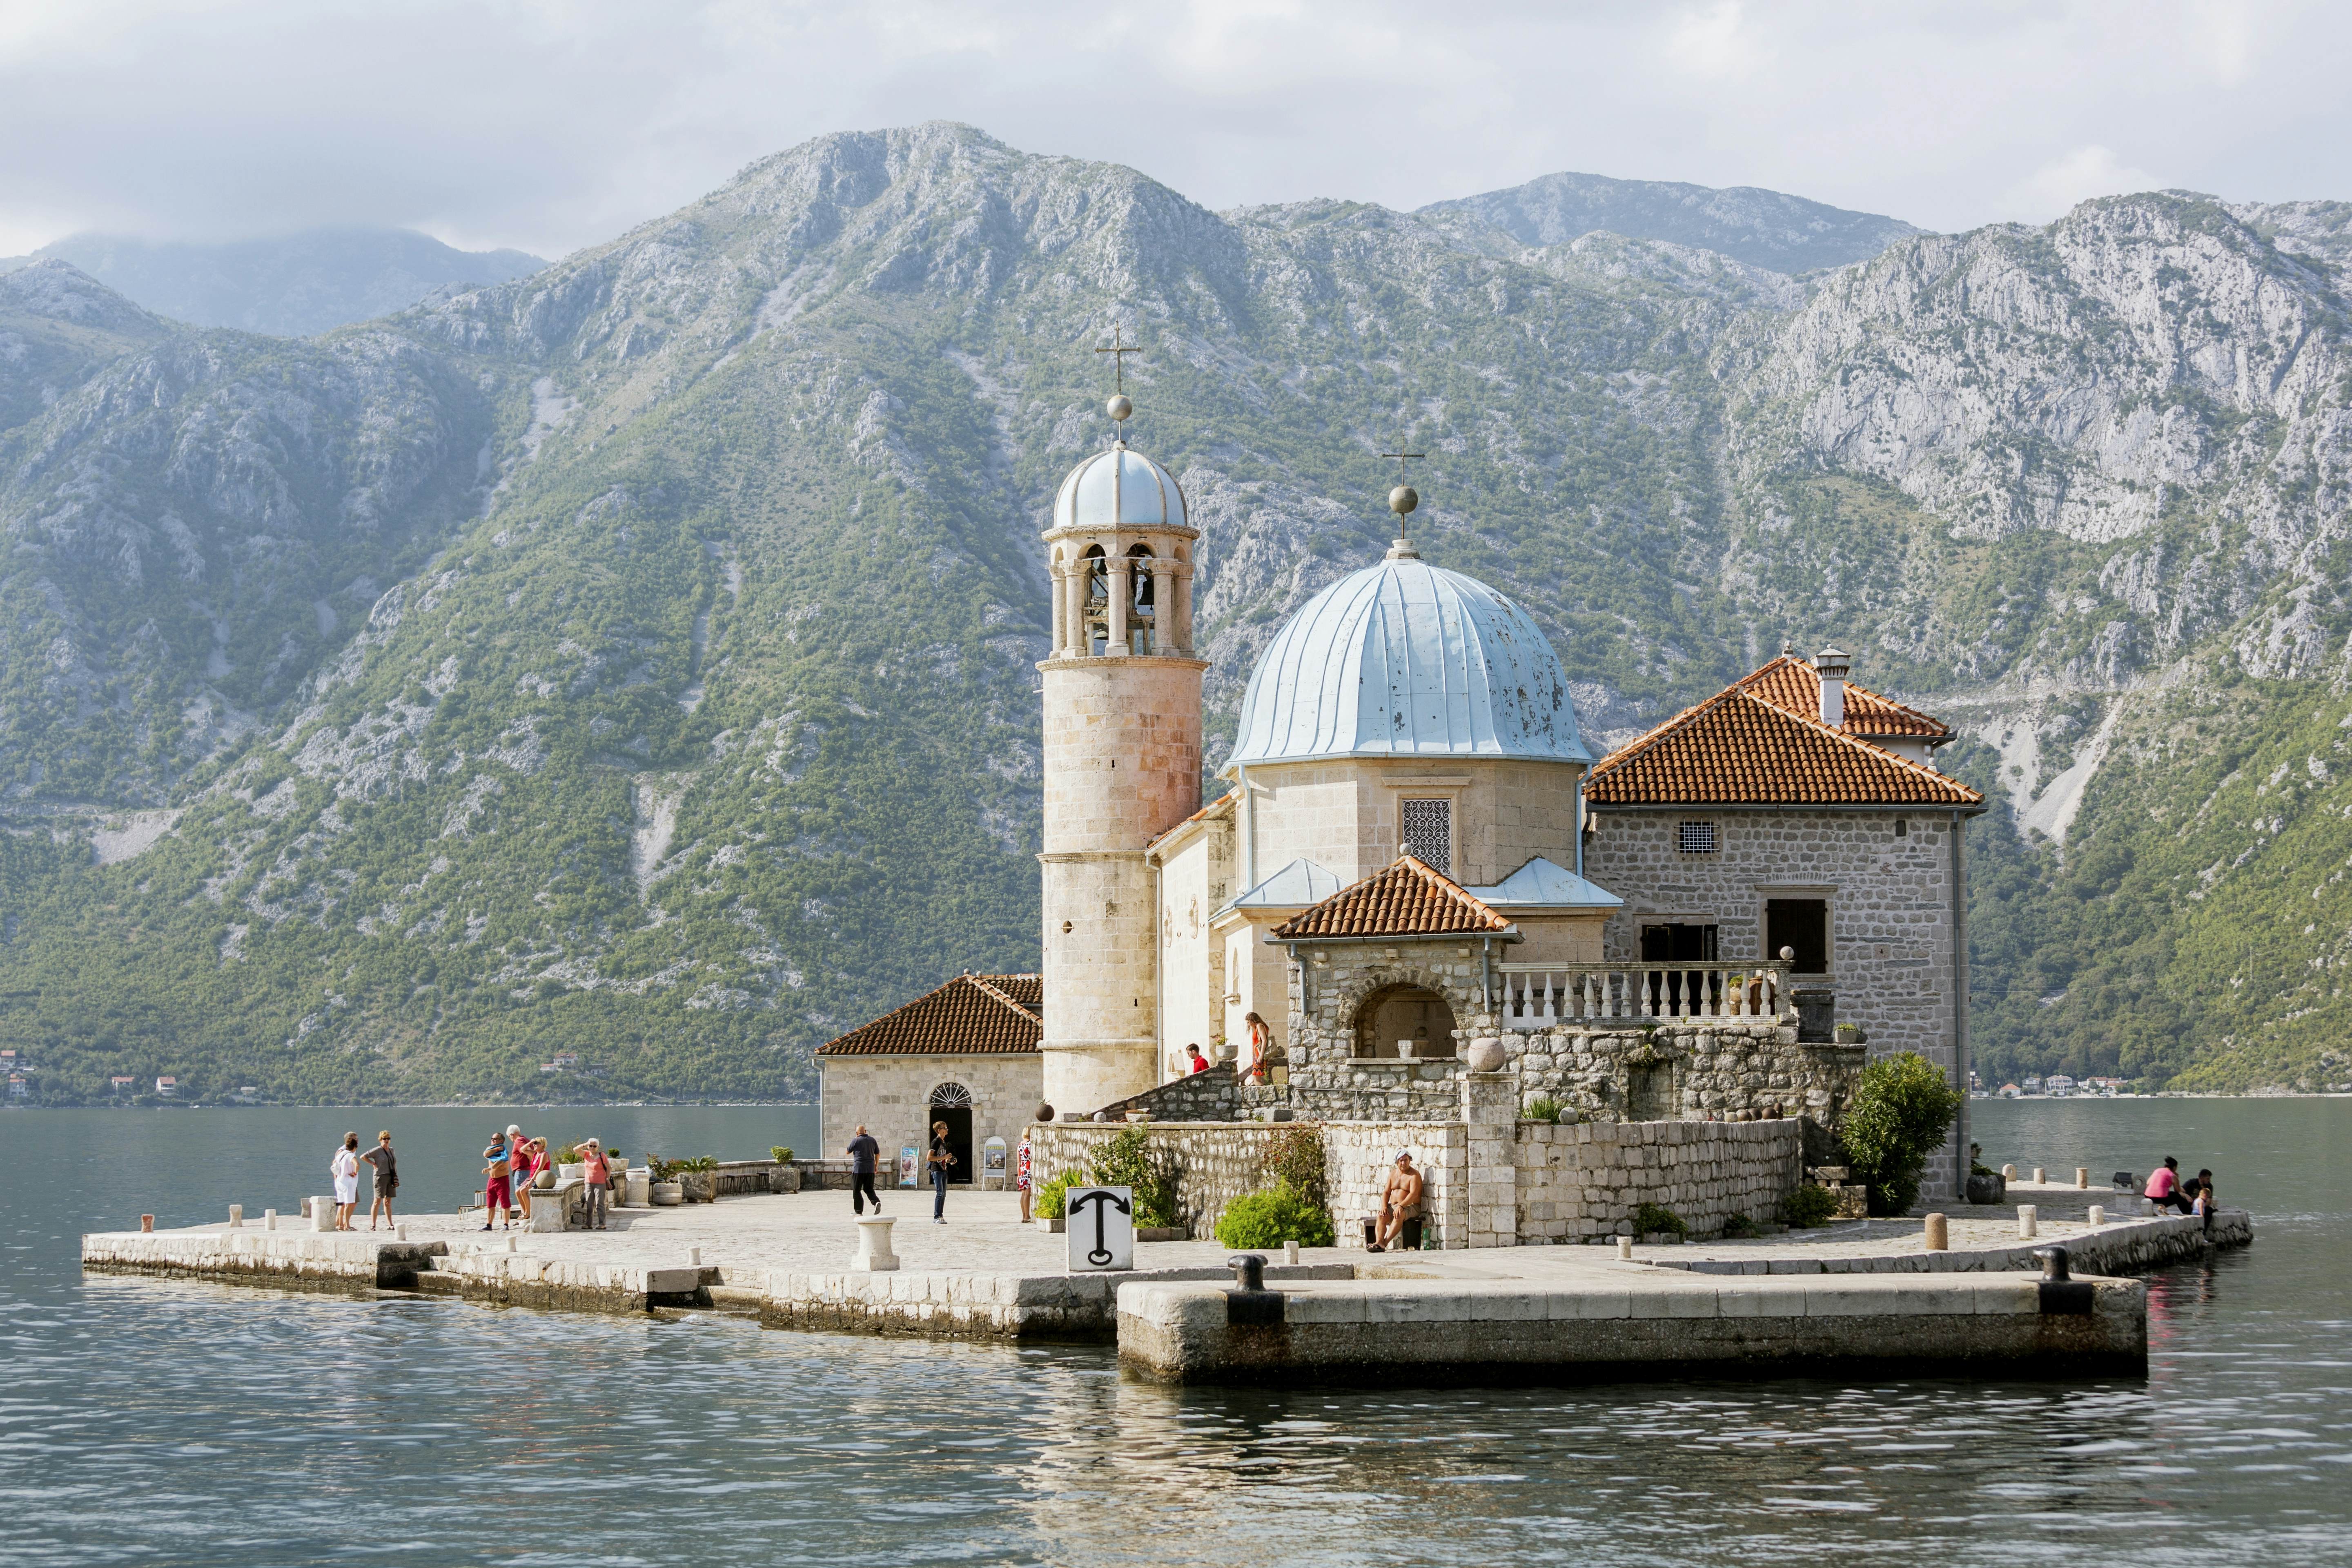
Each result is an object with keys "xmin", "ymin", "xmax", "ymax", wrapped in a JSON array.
[
  {"xmin": 1272, "ymin": 856, "xmax": 1515, "ymax": 940},
  {"xmin": 1586, "ymin": 686, "xmax": 1984, "ymax": 808},
  {"xmin": 1736, "ymin": 655, "xmax": 1952, "ymax": 740},
  {"xmin": 815, "ymin": 973, "xmax": 1043, "ymax": 1057}
]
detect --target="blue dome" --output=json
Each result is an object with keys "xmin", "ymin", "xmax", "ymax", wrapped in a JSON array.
[{"xmin": 1227, "ymin": 552, "xmax": 1589, "ymax": 769}]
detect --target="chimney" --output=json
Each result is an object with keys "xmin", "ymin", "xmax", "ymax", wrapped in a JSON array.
[{"xmin": 1813, "ymin": 647, "xmax": 1850, "ymax": 727}]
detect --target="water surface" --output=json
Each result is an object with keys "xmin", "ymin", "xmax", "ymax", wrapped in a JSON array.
[{"xmin": 0, "ymin": 1098, "xmax": 2344, "ymax": 1566}]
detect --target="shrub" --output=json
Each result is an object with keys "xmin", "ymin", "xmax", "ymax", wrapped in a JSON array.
[
  {"xmin": 1261, "ymin": 1123, "xmax": 1327, "ymax": 1212},
  {"xmin": 1632, "ymin": 1202, "xmax": 1687, "ymax": 1238},
  {"xmin": 1779, "ymin": 1184, "xmax": 1839, "ymax": 1228},
  {"xmin": 1088, "ymin": 1126, "xmax": 1180, "ymax": 1228},
  {"xmin": 1034, "ymin": 1172, "xmax": 1077, "ymax": 1220},
  {"xmin": 1524, "ymin": 1095, "xmax": 1563, "ymax": 1124},
  {"xmin": 1213, "ymin": 1180, "xmax": 1336, "ymax": 1249},
  {"xmin": 1720, "ymin": 1212, "xmax": 1760, "ymax": 1239},
  {"xmin": 553, "ymin": 1143, "xmax": 580, "ymax": 1164},
  {"xmin": 770, "ymin": 1145, "xmax": 794, "ymax": 1164},
  {"xmin": 1843, "ymin": 1051, "xmax": 1965, "ymax": 1215}
]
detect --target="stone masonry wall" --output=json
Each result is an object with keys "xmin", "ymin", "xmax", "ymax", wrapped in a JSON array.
[
  {"xmin": 1582, "ymin": 806, "xmax": 1970, "ymax": 1199},
  {"xmin": 1514, "ymin": 1118, "xmax": 1802, "ymax": 1242},
  {"xmin": 1501, "ymin": 1021, "xmax": 1864, "ymax": 1128},
  {"xmin": 818, "ymin": 1053, "xmax": 1044, "ymax": 1167}
]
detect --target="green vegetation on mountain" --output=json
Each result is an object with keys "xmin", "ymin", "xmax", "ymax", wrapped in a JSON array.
[{"xmin": 2, "ymin": 124, "xmax": 2350, "ymax": 1104}]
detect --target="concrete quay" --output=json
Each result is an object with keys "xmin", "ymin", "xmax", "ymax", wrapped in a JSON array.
[{"xmin": 82, "ymin": 1190, "xmax": 2250, "ymax": 1384}]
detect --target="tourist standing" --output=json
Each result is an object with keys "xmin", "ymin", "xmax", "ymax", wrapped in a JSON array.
[
  {"xmin": 2145, "ymin": 1156, "xmax": 2192, "ymax": 1214},
  {"xmin": 362, "ymin": 1131, "xmax": 399, "ymax": 1230},
  {"xmin": 928, "ymin": 1120, "xmax": 955, "ymax": 1223},
  {"xmin": 512, "ymin": 1133, "xmax": 543, "ymax": 1223},
  {"xmin": 482, "ymin": 1130, "xmax": 513, "ymax": 1230},
  {"xmin": 330, "ymin": 1133, "xmax": 362, "ymax": 1232},
  {"xmin": 1016, "ymin": 1131, "xmax": 1034, "ymax": 1223},
  {"xmin": 847, "ymin": 1124, "xmax": 882, "ymax": 1216},
  {"xmin": 1243, "ymin": 1011, "xmax": 1271, "ymax": 1084},
  {"xmin": 580, "ymin": 1139, "xmax": 612, "ymax": 1231}
]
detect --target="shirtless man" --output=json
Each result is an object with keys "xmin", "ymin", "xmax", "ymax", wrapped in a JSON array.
[{"xmin": 1368, "ymin": 1151, "xmax": 1423, "ymax": 1253}]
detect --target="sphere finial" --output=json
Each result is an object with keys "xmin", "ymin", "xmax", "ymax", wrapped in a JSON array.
[
  {"xmin": 1107, "ymin": 393, "xmax": 1133, "ymax": 423},
  {"xmin": 1389, "ymin": 484, "xmax": 1419, "ymax": 517}
]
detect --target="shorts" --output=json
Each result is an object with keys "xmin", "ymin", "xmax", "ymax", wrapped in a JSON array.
[
  {"xmin": 487, "ymin": 1176, "xmax": 511, "ymax": 1207},
  {"xmin": 334, "ymin": 1178, "xmax": 358, "ymax": 1204}
]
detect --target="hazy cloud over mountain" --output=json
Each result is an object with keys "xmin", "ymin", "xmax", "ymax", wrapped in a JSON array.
[{"xmin": 2, "ymin": 1, "xmax": 2348, "ymax": 258}]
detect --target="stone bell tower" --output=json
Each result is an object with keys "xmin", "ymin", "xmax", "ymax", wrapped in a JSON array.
[{"xmin": 1036, "ymin": 370, "xmax": 1206, "ymax": 1115}]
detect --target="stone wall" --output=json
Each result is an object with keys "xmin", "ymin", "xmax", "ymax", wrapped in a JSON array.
[
  {"xmin": 1514, "ymin": 1118, "xmax": 1802, "ymax": 1242},
  {"xmin": 1324, "ymin": 1120, "xmax": 1468, "ymax": 1248},
  {"xmin": 818, "ymin": 1052, "xmax": 1044, "ymax": 1167},
  {"xmin": 1029, "ymin": 1121, "xmax": 1284, "ymax": 1240},
  {"xmin": 1093, "ymin": 1064, "xmax": 1244, "ymax": 1123},
  {"xmin": 1582, "ymin": 806, "xmax": 1970, "ymax": 1198},
  {"xmin": 1283, "ymin": 935, "xmax": 1495, "ymax": 1105},
  {"xmin": 1502, "ymin": 1020, "xmax": 1863, "ymax": 1128}
]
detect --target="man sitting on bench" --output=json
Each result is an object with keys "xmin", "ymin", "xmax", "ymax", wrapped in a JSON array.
[{"xmin": 1368, "ymin": 1151, "xmax": 1423, "ymax": 1253}]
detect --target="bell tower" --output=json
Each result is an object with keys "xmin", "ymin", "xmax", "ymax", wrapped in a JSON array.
[{"xmin": 1037, "ymin": 353, "xmax": 1206, "ymax": 1115}]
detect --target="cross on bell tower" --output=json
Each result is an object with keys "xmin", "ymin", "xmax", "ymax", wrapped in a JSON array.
[
  {"xmin": 1382, "ymin": 436, "xmax": 1427, "ymax": 559},
  {"xmin": 1096, "ymin": 326, "xmax": 1140, "ymax": 442}
]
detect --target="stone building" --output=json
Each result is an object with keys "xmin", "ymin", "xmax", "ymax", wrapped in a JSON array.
[
  {"xmin": 815, "ymin": 389, "xmax": 1986, "ymax": 1233},
  {"xmin": 813, "ymin": 973, "xmax": 1042, "ymax": 1183}
]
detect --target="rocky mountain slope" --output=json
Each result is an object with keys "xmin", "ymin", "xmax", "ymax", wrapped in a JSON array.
[
  {"xmin": 2, "ymin": 228, "xmax": 546, "ymax": 336},
  {"xmin": 4, "ymin": 123, "xmax": 2349, "ymax": 1102}
]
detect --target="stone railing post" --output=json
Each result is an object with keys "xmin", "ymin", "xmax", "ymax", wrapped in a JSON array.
[{"xmin": 1460, "ymin": 1057, "xmax": 1518, "ymax": 1248}]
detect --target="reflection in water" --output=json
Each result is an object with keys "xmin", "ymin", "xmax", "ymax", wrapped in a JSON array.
[{"xmin": 0, "ymin": 1101, "xmax": 2346, "ymax": 1565}]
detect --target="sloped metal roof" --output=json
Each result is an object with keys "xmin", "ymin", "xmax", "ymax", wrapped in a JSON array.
[
  {"xmin": 1226, "ymin": 552, "xmax": 1590, "ymax": 770},
  {"xmin": 1226, "ymin": 857, "xmax": 1343, "ymax": 911},
  {"xmin": 1052, "ymin": 442, "xmax": 1187, "ymax": 531},
  {"xmin": 1466, "ymin": 857, "xmax": 1623, "ymax": 909}
]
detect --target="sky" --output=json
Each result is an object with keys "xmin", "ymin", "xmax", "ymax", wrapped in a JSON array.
[{"xmin": 0, "ymin": 0, "xmax": 2344, "ymax": 261}]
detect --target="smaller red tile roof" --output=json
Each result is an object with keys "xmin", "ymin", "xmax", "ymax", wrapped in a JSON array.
[
  {"xmin": 1586, "ymin": 686, "xmax": 1984, "ymax": 808},
  {"xmin": 815, "ymin": 973, "xmax": 1042, "ymax": 1057},
  {"xmin": 1272, "ymin": 856, "xmax": 1515, "ymax": 940},
  {"xmin": 1737, "ymin": 655, "xmax": 1951, "ymax": 741}
]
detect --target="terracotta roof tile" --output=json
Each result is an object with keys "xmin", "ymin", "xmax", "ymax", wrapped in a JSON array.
[
  {"xmin": 815, "ymin": 973, "xmax": 1042, "ymax": 1057},
  {"xmin": 1586, "ymin": 688, "xmax": 1984, "ymax": 808},
  {"xmin": 1272, "ymin": 856, "xmax": 1515, "ymax": 940},
  {"xmin": 1737, "ymin": 655, "xmax": 1951, "ymax": 740}
]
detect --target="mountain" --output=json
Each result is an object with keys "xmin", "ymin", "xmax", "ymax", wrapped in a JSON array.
[
  {"xmin": 0, "ymin": 228, "xmax": 546, "ymax": 336},
  {"xmin": 1417, "ymin": 170, "xmax": 1920, "ymax": 273},
  {"xmin": 3, "ymin": 122, "xmax": 2350, "ymax": 1105}
]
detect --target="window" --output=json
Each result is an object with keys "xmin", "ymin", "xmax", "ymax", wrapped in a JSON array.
[
  {"xmin": 1401, "ymin": 798, "xmax": 1452, "ymax": 873},
  {"xmin": 1678, "ymin": 821, "xmax": 1717, "ymax": 854},
  {"xmin": 1639, "ymin": 924, "xmax": 1719, "ymax": 962},
  {"xmin": 1765, "ymin": 898, "xmax": 1829, "ymax": 974},
  {"xmin": 1894, "ymin": 817, "xmax": 1908, "ymax": 838}
]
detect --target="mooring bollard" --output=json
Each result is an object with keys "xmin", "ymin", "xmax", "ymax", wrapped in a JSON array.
[
  {"xmin": 2087, "ymin": 1205, "xmax": 2105, "ymax": 1227},
  {"xmin": 2002, "ymin": 1163, "xmax": 2017, "ymax": 1180},
  {"xmin": 2035, "ymin": 1245, "xmax": 2072, "ymax": 1281},
  {"xmin": 310, "ymin": 1196, "xmax": 333, "ymax": 1233},
  {"xmin": 1228, "ymin": 1253, "xmax": 1267, "ymax": 1292},
  {"xmin": 852, "ymin": 1216, "xmax": 900, "ymax": 1272},
  {"xmin": 2018, "ymin": 1205, "xmax": 2038, "ymax": 1239},
  {"xmin": 1284, "ymin": 1240, "xmax": 1300, "ymax": 1265},
  {"xmin": 264, "ymin": 1209, "xmax": 278, "ymax": 1231},
  {"xmin": 1616, "ymin": 1236, "xmax": 1635, "ymax": 1261},
  {"xmin": 504, "ymin": 1234, "xmax": 517, "ymax": 1254},
  {"xmin": 688, "ymin": 1247, "xmax": 702, "ymax": 1267},
  {"xmin": 140, "ymin": 1214, "xmax": 154, "ymax": 1233},
  {"xmin": 2075, "ymin": 1167, "xmax": 2089, "ymax": 1189},
  {"xmin": 1923, "ymin": 1213, "xmax": 1949, "ymax": 1251},
  {"xmin": 2032, "ymin": 1167, "xmax": 2047, "ymax": 1184},
  {"xmin": 227, "ymin": 1204, "xmax": 243, "ymax": 1229},
  {"xmin": 395, "ymin": 1223, "xmax": 408, "ymax": 1242}
]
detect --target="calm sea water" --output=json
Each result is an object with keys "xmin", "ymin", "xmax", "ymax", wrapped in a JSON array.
[{"xmin": 0, "ymin": 1098, "xmax": 2345, "ymax": 1567}]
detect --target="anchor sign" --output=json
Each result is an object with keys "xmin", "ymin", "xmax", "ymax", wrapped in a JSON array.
[{"xmin": 1065, "ymin": 1185, "xmax": 1135, "ymax": 1273}]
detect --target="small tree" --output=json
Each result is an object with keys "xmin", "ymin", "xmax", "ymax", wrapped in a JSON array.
[
  {"xmin": 1261, "ymin": 1124, "xmax": 1327, "ymax": 1212},
  {"xmin": 1842, "ymin": 1051, "xmax": 1964, "ymax": 1215}
]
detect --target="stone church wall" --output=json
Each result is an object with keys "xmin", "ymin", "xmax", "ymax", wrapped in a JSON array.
[
  {"xmin": 818, "ymin": 1054, "xmax": 1043, "ymax": 1165},
  {"xmin": 1512, "ymin": 1118, "xmax": 1802, "ymax": 1243},
  {"xmin": 1502, "ymin": 1021, "xmax": 1864, "ymax": 1128}
]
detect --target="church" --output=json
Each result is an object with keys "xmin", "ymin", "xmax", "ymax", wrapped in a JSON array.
[{"xmin": 816, "ymin": 386, "xmax": 1986, "ymax": 1216}]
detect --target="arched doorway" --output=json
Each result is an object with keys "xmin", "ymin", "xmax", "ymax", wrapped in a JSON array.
[
  {"xmin": 928, "ymin": 1082, "xmax": 975, "ymax": 1184},
  {"xmin": 1353, "ymin": 984, "xmax": 1459, "ymax": 1060}
]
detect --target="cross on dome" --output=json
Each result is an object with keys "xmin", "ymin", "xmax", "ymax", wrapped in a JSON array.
[
  {"xmin": 1382, "ymin": 434, "xmax": 1428, "ymax": 558},
  {"xmin": 1096, "ymin": 324, "xmax": 1140, "ymax": 441}
]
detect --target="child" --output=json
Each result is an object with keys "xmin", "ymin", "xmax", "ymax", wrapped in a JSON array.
[{"xmin": 482, "ymin": 1131, "xmax": 512, "ymax": 1230}]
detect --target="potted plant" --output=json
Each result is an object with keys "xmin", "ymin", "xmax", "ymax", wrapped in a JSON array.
[{"xmin": 1835, "ymin": 1023, "xmax": 1867, "ymax": 1045}]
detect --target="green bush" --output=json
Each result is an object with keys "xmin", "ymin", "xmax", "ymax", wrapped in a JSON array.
[
  {"xmin": 1720, "ymin": 1212, "xmax": 1760, "ymax": 1239},
  {"xmin": 1779, "ymin": 1184, "xmax": 1839, "ymax": 1228},
  {"xmin": 1087, "ymin": 1126, "xmax": 1179, "ymax": 1229},
  {"xmin": 1212, "ymin": 1181, "xmax": 1336, "ymax": 1249},
  {"xmin": 1843, "ymin": 1051, "xmax": 1965, "ymax": 1215},
  {"xmin": 1033, "ymin": 1172, "xmax": 1077, "ymax": 1220},
  {"xmin": 1523, "ymin": 1095, "xmax": 1563, "ymax": 1124},
  {"xmin": 1261, "ymin": 1123, "xmax": 1328, "ymax": 1212},
  {"xmin": 770, "ymin": 1145, "xmax": 794, "ymax": 1164},
  {"xmin": 1632, "ymin": 1202, "xmax": 1686, "ymax": 1238}
]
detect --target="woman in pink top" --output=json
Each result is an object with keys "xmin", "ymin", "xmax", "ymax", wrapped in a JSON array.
[
  {"xmin": 580, "ymin": 1139, "xmax": 612, "ymax": 1231},
  {"xmin": 2145, "ymin": 1156, "xmax": 2192, "ymax": 1213}
]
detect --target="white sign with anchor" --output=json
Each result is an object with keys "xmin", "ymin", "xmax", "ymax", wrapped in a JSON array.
[{"xmin": 1065, "ymin": 1185, "xmax": 1134, "ymax": 1272}]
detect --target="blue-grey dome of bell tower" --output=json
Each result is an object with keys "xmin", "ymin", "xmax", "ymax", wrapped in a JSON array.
[{"xmin": 1225, "ymin": 552, "xmax": 1590, "ymax": 769}]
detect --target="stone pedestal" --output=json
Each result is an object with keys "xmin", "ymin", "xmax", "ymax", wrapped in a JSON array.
[
  {"xmin": 853, "ymin": 1216, "xmax": 900, "ymax": 1272},
  {"xmin": 1460, "ymin": 1071, "xmax": 1519, "ymax": 1249},
  {"xmin": 624, "ymin": 1169, "xmax": 650, "ymax": 1207},
  {"xmin": 309, "ymin": 1197, "xmax": 333, "ymax": 1232}
]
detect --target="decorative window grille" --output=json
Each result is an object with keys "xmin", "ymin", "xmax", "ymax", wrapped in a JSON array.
[
  {"xmin": 1678, "ymin": 820, "xmax": 1717, "ymax": 854},
  {"xmin": 927, "ymin": 1082, "xmax": 973, "ymax": 1107},
  {"xmin": 1401, "ymin": 799, "xmax": 1452, "ymax": 874}
]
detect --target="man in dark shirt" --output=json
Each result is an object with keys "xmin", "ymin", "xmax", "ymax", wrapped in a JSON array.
[{"xmin": 847, "ymin": 1124, "xmax": 882, "ymax": 1216}]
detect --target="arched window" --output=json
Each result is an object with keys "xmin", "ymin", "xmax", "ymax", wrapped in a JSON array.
[{"xmin": 928, "ymin": 1082, "xmax": 973, "ymax": 1107}]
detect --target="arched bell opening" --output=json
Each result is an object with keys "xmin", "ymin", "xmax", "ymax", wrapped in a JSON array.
[
  {"xmin": 1082, "ymin": 545, "xmax": 1110, "ymax": 656},
  {"xmin": 1125, "ymin": 542, "xmax": 1156, "ymax": 654},
  {"xmin": 1353, "ymin": 983, "xmax": 1459, "ymax": 1061}
]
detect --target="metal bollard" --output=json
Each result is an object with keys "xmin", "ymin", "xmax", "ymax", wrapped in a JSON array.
[
  {"xmin": 1227, "ymin": 1253, "xmax": 1267, "ymax": 1292},
  {"xmin": 2018, "ymin": 1205, "xmax": 2038, "ymax": 1239},
  {"xmin": 2034, "ymin": 1245, "xmax": 2072, "ymax": 1281},
  {"xmin": 1923, "ymin": 1213, "xmax": 1949, "ymax": 1251},
  {"xmin": 2087, "ymin": 1205, "xmax": 2105, "ymax": 1227}
]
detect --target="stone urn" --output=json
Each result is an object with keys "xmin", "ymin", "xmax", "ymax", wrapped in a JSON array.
[
  {"xmin": 1466, "ymin": 1037, "xmax": 1507, "ymax": 1074},
  {"xmin": 650, "ymin": 1181, "xmax": 684, "ymax": 1207},
  {"xmin": 1965, "ymin": 1171, "xmax": 2007, "ymax": 1205}
]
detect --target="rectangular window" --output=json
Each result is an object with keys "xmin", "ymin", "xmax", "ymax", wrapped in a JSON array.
[
  {"xmin": 1401, "ymin": 798, "xmax": 1452, "ymax": 874},
  {"xmin": 1894, "ymin": 817, "xmax": 1908, "ymax": 838},
  {"xmin": 1765, "ymin": 898, "xmax": 1830, "ymax": 974},
  {"xmin": 1678, "ymin": 820, "xmax": 1717, "ymax": 854},
  {"xmin": 1639, "ymin": 923, "xmax": 1719, "ymax": 962}
]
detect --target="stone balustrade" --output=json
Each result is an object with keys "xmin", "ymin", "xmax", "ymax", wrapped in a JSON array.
[{"xmin": 1497, "ymin": 961, "xmax": 1795, "ymax": 1030}]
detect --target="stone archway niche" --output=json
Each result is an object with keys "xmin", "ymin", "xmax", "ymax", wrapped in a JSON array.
[{"xmin": 1353, "ymin": 983, "xmax": 1460, "ymax": 1060}]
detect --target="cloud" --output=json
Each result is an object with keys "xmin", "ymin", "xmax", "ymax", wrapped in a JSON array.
[
  {"xmin": 0, "ymin": 0, "xmax": 2345, "ymax": 258},
  {"xmin": 2006, "ymin": 145, "xmax": 2168, "ymax": 221}
]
